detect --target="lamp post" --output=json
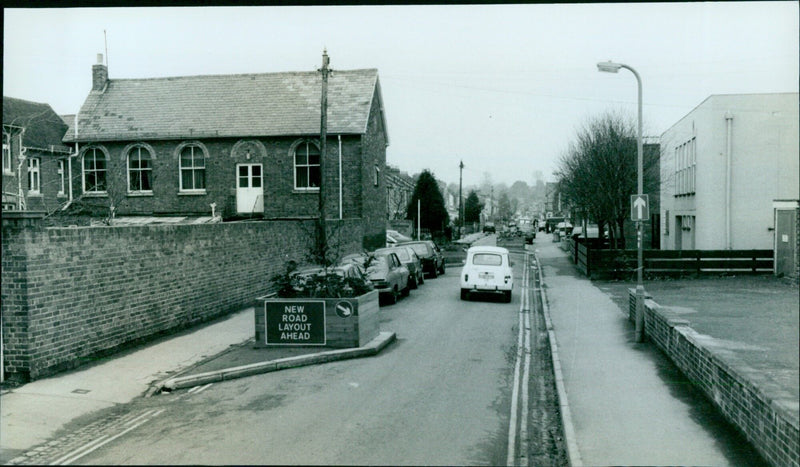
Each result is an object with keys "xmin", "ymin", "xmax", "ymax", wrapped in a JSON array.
[{"xmin": 597, "ymin": 60, "xmax": 646, "ymax": 343}]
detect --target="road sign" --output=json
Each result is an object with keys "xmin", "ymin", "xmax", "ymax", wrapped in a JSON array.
[
  {"xmin": 265, "ymin": 300, "xmax": 326, "ymax": 345},
  {"xmin": 631, "ymin": 194, "xmax": 649, "ymax": 221},
  {"xmin": 335, "ymin": 300, "xmax": 354, "ymax": 318}
]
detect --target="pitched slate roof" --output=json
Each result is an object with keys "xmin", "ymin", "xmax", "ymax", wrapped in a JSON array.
[
  {"xmin": 64, "ymin": 69, "xmax": 384, "ymax": 143},
  {"xmin": 3, "ymin": 96, "xmax": 70, "ymax": 152}
]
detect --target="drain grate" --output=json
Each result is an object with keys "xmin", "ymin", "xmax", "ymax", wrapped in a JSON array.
[{"xmin": 71, "ymin": 389, "xmax": 91, "ymax": 394}]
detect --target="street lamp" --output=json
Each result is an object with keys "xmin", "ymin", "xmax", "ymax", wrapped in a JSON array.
[{"xmin": 597, "ymin": 60, "xmax": 646, "ymax": 343}]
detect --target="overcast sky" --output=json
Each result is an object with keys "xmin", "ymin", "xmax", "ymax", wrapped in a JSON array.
[{"xmin": 4, "ymin": 3, "xmax": 798, "ymax": 188}]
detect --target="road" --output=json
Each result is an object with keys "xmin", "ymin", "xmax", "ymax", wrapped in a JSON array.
[{"xmin": 44, "ymin": 236, "xmax": 566, "ymax": 465}]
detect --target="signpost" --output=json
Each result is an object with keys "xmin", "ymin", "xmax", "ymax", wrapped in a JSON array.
[{"xmin": 265, "ymin": 300, "xmax": 326, "ymax": 345}]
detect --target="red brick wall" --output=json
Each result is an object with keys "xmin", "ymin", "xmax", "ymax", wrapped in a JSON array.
[
  {"xmin": 630, "ymin": 291, "xmax": 799, "ymax": 467},
  {"xmin": 1, "ymin": 213, "xmax": 363, "ymax": 381}
]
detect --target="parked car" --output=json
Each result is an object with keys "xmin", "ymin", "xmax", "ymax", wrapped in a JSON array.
[
  {"xmin": 400, "ymin": 240, "xmax": 445, "ymax": 278},
  {"xmin": 341, "ymin": 251, "xmax": 410, "ymax": 304},
  {"xmin": 460, "ymin": 245, "xmax": 513, "ymax": 302},
  {"xmin": 571, "ymin": 224, "xmax": 600, "ymax": 240},
  {"xmin": 376, "ymin": 245, "xmax": 424, "ymax": 288}
]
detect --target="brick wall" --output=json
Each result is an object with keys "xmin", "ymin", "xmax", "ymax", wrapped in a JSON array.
[
  {"xmin": 1, "ymin": 213, "xmax": 363, "ymax": 381},
  {"xmin": 68, "ymin": 136, "xmax": 369, "ymax": 221},
  {"xmin": 629, "ymin": 290, "xmax": 799, "ymax": 467},
  {"xmin": 359, "ymin": 87, "xmax": 388, "ymax": 250}
]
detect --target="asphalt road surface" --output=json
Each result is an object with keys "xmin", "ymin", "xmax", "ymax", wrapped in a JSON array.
[{"xmin": 51, "ymin": 237, "xmax": 566, "ymax": 465}]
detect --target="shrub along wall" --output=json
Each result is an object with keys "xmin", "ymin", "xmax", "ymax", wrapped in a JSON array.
[{"xmin": 1, "ymin": 213, "xmax": 364, "ymax": 381}]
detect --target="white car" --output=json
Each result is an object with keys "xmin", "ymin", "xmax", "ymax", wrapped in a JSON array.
[{"xmin": 460, "ymin": 246, "xmax": 513, "ymax": 302}]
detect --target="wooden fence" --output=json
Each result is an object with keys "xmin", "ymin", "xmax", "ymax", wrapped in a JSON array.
[{"xmin": 574, "ymin": 240, "xmax": 773, "ymax": 279}]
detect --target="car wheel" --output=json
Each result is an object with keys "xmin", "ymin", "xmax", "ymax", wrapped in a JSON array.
[
  {"xmin": 430, "ymin": 267, "xmax": 438, "ymax": 279},
  {"xmin": 389, "ymin": 287, "xmax": 399, "ymax": 304},
  {"xmin": 439, "ymin": 262, "xmax": 445, "ymax": 275},
  {"xmin": 402, "ymin": 282, "xmax": 411, "ymax": 296},
  {"xmin": 418, "ymin": 272, "xmax": 425, "ymax": 285},
  {"xmin": 460, "ymin": 289, "xmax": 469, "ymax": 301},
  {"xmin": 410, "ymin": 274, "xmax": 419, "ymax": 289},
  {"xmin": 504, "ymin": 291, "xmax": 512, "ymax": 303}
]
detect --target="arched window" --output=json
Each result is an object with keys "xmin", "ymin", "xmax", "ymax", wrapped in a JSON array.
[
  {"xmin": 179, "ymin": 144, "xmax": 206, "ymax": 192},
  {"xmin": 127, "ymin": 145, "xmax": 153, "ymax": 193},
  {"xmin": 293, "ymin": 141, "xmax": 320, "ymax": 190},
  {"xmin": 82, "ymin": 147, "xmax": 108, "ymax": 194}
]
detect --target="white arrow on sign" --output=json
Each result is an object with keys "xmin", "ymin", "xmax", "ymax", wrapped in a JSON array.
[
  {"xmin": 630, "ymin": 194, "xmax": 649, "ymax": 221},
  {"xmin": 634, "ymin": 196, "xmax": 646, "ymax": 219}
]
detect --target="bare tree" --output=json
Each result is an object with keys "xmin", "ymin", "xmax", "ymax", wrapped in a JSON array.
[{"xmin": 556, "ymin": 111, "xmax": 659, "ymax": 248}]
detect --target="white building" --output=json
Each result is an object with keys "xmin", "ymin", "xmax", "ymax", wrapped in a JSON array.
[{"xmin": 660, "ymin": 93, "xmax": 799, "ymax": 251}]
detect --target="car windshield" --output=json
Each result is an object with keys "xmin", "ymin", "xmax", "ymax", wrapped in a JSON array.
[
  {"xmin": 393, "ymin": 249, "xmax": 410, "ymax": 261},
  {"xmin": 367, "ymin": 256, "xmax": 388, "ymax": 272},
  {"xmin": 472, "ymin": 253, "xmax": 503, "ymax": 266},
  {"xmin": 406, "ymin": 243, "xmax": 430, "ymax": 256}
]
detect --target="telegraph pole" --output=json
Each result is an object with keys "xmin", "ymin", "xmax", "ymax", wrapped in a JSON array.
[
  {"xmin": 318, "ymin": 49, "xmax": 331, "ymax": 265},
  {"xmin": 458, "ymin": 160, "xmax": 464, "ymax": 237}
]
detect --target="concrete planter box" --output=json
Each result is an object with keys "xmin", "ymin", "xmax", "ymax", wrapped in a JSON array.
[{"xmin": 255, "ymin": 290, "xmax": 379, "ymax": 349}]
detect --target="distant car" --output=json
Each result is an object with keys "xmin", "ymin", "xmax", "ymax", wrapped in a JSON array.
[
  {"xmin": 483, "ymin": 222, "xmax": 496, "ymax": 233},
  {"xmin": 341, "ymin": 251, "xmax": 410, "ymax": 304},
  {"xmin": 400, "ymin": 240, "xmax": 445, "ymax": 278},
  {"xmin": 375, "ymin": 245, "xmax": 424, "ymax": 288},
  {"xmin": 460, "ymin": 245, "xmax": 513, "ymax": 302}
]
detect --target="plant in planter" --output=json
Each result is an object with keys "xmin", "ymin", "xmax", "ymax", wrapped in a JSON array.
[{"xmin": 256, "ymin": 224, "xmax": 381, "ymax": 349}]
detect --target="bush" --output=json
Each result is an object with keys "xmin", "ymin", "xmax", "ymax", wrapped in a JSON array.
[{"xmin": 271, "ymin": 260, "xmax": 374, "ymax": 298}]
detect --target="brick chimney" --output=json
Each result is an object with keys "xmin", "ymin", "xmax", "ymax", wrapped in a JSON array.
[{"xmin": 92, "ymin": 53, "xmax": 108, "ymax": 91}]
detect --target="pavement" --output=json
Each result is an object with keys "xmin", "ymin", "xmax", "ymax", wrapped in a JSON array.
[
  {"xmin": 535, "ymin": 233, "xmax": 795, "ymax": 466},
  {"xmin": 0, "ymin": 305, "xmax": 394, "ymax": 464}
]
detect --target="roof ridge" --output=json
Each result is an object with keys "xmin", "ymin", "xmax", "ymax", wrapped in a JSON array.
[
  {"xmin": 3, "ymin": 95, "xmax": 51, "ymax": 107},
  {"xmin": 109, "ymin": 68, "xmax": 378, "ymax": 83}
]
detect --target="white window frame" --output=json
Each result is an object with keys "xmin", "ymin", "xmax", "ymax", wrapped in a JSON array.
[
  {"xmin": 126, "ymin": 144, "xmax": 154, "ymax": 194},
  {"xmin": 178, "ymin": 143, "xmax": 207, "ymax": 193},
  {"xmin": 2, "ymin": 132, "xmax": 11, "ymax": 175},
  {"xmin": 374, "ymin": 165, "xmax": 380, "ymax": 187},
  {"xmin": 57, "ymin": 159, "xmax": 66, "ymax": 196},
  {"xmin": 82, "ymin": 147, "xmax": 108, "ymax": 195},
  {"xmin": 27, "ymin": 157, "xmax": 41, "ymax": 194},
  {"xmin": 293, "ymin": 141, "xmax": 321, "ymax": 191}
]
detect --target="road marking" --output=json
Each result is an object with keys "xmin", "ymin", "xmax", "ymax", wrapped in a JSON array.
[
  {"xmin": 51, "ymin": 409, "xmax": 165, "ymax": 465},
  {"xmin": 507, "ymin": 252, "xmax": 532, "ymax": 466},
  {"xmin": 192, "ymin": 383, "xmax": 213, "ymax": 395}
]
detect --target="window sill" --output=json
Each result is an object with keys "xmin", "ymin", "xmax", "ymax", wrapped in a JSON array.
[
  {"xmin": 127, "ymin": 192, "xmax": 154, "ymax": 197},
  {"xmin": 27, "ymin": 192, "xmax": 42, "ymax": 197},
  {"xmin": 3, "ymin": 170, "xmax": 13, "ymax": 176},
  {"xmin": 178, "ymin": 191, "xmax": 207, "ymax": 196},
  {"xmin": 293, "ymin": 188, "xmax": 320, "ymax": 194},
  {"xmin": 57, "ymin": 193, "xmax": 67, "ymax": 198},
  {"xmin": 83, "ymin": 192, "xmax": 108, "ymax": 198}
]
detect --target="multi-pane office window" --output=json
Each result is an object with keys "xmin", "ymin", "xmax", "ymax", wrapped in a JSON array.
[
  {"xmin": 127, "ymin": 145, "xmax": 153, "ymax": 193},
  {"xmin": 674, "ymin": 137, "xmax": 696, "ymax": 196},
  {"xmin": 180, "ymin": 144, "xmax": 206, "ymax": 192}
]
